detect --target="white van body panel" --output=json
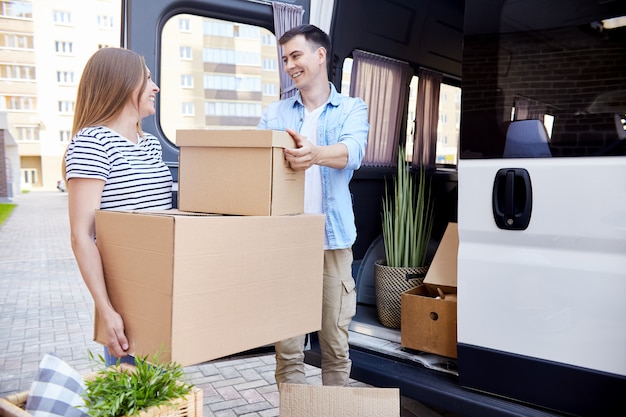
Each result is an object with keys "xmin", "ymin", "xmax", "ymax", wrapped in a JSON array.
[{"xmin": 457, "ymin": 157, "xmax": 626, "ymax": 376}]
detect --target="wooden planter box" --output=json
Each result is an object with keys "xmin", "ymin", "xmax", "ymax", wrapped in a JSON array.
[{"xmin": 0, "ymin": 364, "xmax": 203, "ymax": 417}]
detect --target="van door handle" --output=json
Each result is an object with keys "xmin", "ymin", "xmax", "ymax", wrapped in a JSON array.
[{"xmin": 492, "ymin": 168, "xmax": 532, "ymax": 230}]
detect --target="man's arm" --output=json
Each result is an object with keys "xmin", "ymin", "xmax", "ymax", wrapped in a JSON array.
[{"xmin": 283, "ymin": 128, "xmax": 348, "ymax": 170}]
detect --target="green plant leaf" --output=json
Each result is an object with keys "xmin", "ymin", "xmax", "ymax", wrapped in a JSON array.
[
  {"xmin": 81, "ymin": 350, "xmax": 193, "ymax": 417},
  {"xmin": 381, "ymin": 146, "xmax": 435, "ymax": 268}
]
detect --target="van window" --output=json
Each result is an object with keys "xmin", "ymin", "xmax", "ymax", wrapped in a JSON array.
[
  {"xmin": 160, "ymin": 14, "xmax": 280, "ymax": 144},
  {"xmin": 462, "ymin": 10, "xmax": 626, "ymax": 158},
  {"xmin": 406, "ymin": 78, "xmax": 460, "ymax": 165},
  {"xmin": 343, "ymin": 57, "xmax": 460, "ymax": 166}
]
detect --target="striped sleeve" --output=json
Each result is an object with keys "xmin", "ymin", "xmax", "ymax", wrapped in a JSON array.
[
  {"xmin": 65, "ymin": 128, "xmax": 111, "ymax": 181},
  {"xmin": 64, "ymin": 127, "xmax": 173, "ymax": 211}
]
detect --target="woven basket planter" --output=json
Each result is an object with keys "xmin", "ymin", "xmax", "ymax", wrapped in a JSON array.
[
  {"xmin": 0, "ymin": 364, "xmax": 203, "ymax": 417},
  {"xmin": 374, "ymin": 259, "xmax": 427, "ymax": 329}
]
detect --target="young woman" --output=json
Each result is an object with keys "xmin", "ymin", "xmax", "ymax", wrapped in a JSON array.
[{"xmin": 64, "ymin": 47, "xmax": 173, "ymax": 364}]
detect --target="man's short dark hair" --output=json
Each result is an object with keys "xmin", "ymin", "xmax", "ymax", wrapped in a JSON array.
[{"xmin": 278, "ymin": 24, "xmax": 331, "ymax": 57}]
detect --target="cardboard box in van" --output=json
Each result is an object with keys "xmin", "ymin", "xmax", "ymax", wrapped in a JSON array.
[
  {"xmin": 177, "ymin": 129, "xmax": 304, "ymax": 216},
  {"xmin": 94, "ymin": 209, "xmax": 325, "ymax": 366},
  {"xmin": 279, "ymin": 383, "xmax": 400, "ymax": 417},
  {"xmin": 401, "ymin": 222, "xmax": 458, "ymax": 358}
]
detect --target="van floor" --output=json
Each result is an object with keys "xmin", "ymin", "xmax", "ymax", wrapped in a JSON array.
[{"xmin": 349, "ymin": 304, "xmax": 459, "ymax": 376}]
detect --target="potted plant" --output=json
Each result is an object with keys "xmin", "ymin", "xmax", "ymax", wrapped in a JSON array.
[
  {"xmin": 375, "ymin": 146, "xmax": 435, "ymax": 328},
  {"xmin": 82, "ymin": 351, "xmax": 200, "ymax": 417}
]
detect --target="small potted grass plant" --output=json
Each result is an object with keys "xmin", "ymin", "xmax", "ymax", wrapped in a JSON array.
[
  {"xmin": 375, "ymin": 146, "xmax": 435, "ymax": 328},
  {"xmin": 82, "ymin": 351, "xmax": 198, "ymax": 417}
]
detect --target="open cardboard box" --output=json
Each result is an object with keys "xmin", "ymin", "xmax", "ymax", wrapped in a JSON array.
[
  {"xmin": 279, "ymin": 383, "xmax": 400, "ymax": 417},
  {"xmin": 94, "ymin": 209, "xmax": 325, "ymax": 366},
  {"xmin": 177, "ymin": 129, "xmax": 304, "ymax": 216},
  {"xmin": 401, "ymin": 222, "xmax": 458, "ymax": 358}
]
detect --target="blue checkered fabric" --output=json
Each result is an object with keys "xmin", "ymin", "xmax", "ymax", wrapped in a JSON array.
[{"xmin": 25, "ymin": 353, "xmax": 89, "ymax": 417}]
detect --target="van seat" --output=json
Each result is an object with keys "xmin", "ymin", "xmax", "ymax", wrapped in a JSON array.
[{"xmin": 503, "ymin": 119, "xmax": 552, "ymax": 157}]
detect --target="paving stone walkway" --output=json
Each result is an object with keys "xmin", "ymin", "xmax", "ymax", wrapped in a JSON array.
[{"xmin": 0, "ymin": 191, "xmax": 447, "ymax": 417}]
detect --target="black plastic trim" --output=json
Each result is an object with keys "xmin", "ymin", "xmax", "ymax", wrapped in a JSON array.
[
  {"xmin": 304, "ymin": 340, "xmax": 567, "ymax": 417},
  {"xmin": 458, "ymin": 343, "xmax": 626, "ymax": 417}
]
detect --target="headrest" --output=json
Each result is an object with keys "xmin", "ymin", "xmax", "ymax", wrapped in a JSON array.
[{"xmin": 504, "ymin": 119, "xmax": 552, "ymax": 157}]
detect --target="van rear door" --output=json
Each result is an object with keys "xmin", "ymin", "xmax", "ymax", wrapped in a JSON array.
[{"xmin": 458, "ymin": 0, "xmax": 626, "ymax": 415}]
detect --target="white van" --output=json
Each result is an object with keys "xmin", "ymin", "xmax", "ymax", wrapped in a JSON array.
[{"xmin": 124, "ymin": 0, "xmax": 626, "ymax": 415}]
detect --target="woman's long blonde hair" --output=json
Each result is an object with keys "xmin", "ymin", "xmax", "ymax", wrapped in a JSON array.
[
  {"xmin": 72, "ymin": 47, "xmax": 148, "ymax": 138},
  {"xmin": 63, "ymin": 48, "xmax": 148, "ymax": 180}
]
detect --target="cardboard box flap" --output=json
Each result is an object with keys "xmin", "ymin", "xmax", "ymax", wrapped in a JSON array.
[
  {"xmin": 129, "ymin": 209, "xmax": 221, "ymax": 218},
  {"xmin": 424, "ymin": 222, "xmax": 458, "ymax": 290},
  {"xmin": 176, "ymin": 129, "xmax": 296, "ymax": 149},
  {"xmin": 279, "ymin": 384, "xmax": 400, "ymax": 417}
]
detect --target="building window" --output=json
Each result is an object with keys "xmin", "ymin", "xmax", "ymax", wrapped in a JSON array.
[
  {"xmin": 53, "ymin": 10, "xmax": 71, "ymax": 24},
  {"xmin": 182, "ymin": 102, "xmax": 194, "ymax": 116},
  {"xmin": 56, "ymin": 71, "xmax": 75, "ymax": 84},
  {"xmin": 179, "ymin": 18, "xmax": 190, "ymax": 32},
  {"xmin": 263, "ymin": 83, "xmax": 277, "ymax": 96},
  {"xmin": 180, "ymin": 74, "xmax": 193, "ymax": 88},
  {"xmin": 202, "ymin": 20, "xmax": 234, "ymax": 37},
  {"xmin": 179, "ymin": 46, "xmax": 192, "ymax": 60},
  {"xmin": 203, "ymin": 48, "xmax": 235, "ymax": 64},
  {"xmin": 0, "ymin": 1, "xmax": 32, "ymax": 19},
  {"xmin": 97, "ymin": 15, "xmax": 114, "ymax": 28},
  {"xmin": 15, "ymin": 125, "xmax": 39, "ymax": 140},
  {"xmin": 59, "ymin": 130, "xmax": 71, "ymax": 141},
  {"xmin": 0, "ymin": 64, "xmax": 35, "ymax": 80},
  {"xmin": 235, "ymin": 25, "xmax": 260, "ymax": 39},
  {"xmin": 205, "ymin": 101, "xmax": 261, "ymax": 117},
  {"xmin": 58, "ymin": 100, "xmax": 74, "ymax": 113},
  {"xmin": 3, "ymin": 95, "xmax": 35, "ymax": 110},
  {"xmin": 0, "ymin": 32, "xmax": 34, "ymax": 49},
  {"xmin": 21, "ymin": 168, "xmax": 37, "ymax": 185},
  {"xmin": 203, "ymin": 75, "xmax": 261, "ymax": 92},
  {"xmin": 262, "ymin": 59, "xmax": 277, "ymax": 71},
  {"xmin": 55, "ymin": 41, "xmax": 73, "ymax": 54},
  {"xmin": 262, "ymin": 34, "xmax": 276, "ymax": 46},
  {"xmin": 202, "ymin": 48, "xmax": 261, "ymax": 66}
]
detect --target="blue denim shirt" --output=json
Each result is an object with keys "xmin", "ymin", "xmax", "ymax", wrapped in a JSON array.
[{"xmin": 257, "ymin": 83, "xmax": 369, "ymax": 249}]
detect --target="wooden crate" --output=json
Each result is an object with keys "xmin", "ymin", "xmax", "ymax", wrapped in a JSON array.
[{"xmin": 0, "ymin": 364, "xmax": 203, "ymax": 417}]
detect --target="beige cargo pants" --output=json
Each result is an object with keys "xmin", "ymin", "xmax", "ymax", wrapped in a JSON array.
[{"xmin": 274, "ymin": 248, "xmax": 357, "ymax": 386}]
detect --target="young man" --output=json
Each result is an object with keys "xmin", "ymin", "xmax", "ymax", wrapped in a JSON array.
[{"xmin": 257, "ymin": 24, "xmax": 369, "ymax": 386}]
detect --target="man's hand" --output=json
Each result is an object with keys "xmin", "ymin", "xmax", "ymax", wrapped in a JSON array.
[{"xmin": 283, "ymin": 128, "xmax": 318, "ymax": 170}]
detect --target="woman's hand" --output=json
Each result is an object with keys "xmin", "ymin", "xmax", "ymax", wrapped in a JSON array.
[{"xmin": 99, "ymin": 307, "xmax": 130, "ymax": 357}]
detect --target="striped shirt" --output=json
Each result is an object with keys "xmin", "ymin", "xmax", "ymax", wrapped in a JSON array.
[{"xmin": 65, "ymin": 126, "xmax": 173, "ymax": 210}]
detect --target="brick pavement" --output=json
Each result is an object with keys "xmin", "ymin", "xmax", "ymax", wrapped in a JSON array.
[{"xmin": 0, "ymin": 191, "xmax": 440, "ymax": 417}]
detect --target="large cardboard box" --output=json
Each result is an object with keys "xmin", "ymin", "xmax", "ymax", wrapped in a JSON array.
[
  {"xmin": 401, "ymin": 222, "xmax": 459, "ymax": 358},
  {"xmin": 94, "ymin": 209, "xmax": 324, "ymax": 366},
  {"xmin": 177, "ymin": 129, "xmax": 304, "ymax": 216},
  {"xmin": 279, "ymin": 384, "xmax": 400, "ymax": 417}
]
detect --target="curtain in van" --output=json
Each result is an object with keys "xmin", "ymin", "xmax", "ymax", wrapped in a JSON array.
[
  {"xmin": 412, "ymin": 68, "xmax": 443, "ymax": 169},
  {"xmin": 272, "ymin": 1, "xmax": 304, "ymax": 99},
  {"xmin": 350, "ymin": 50, "xmax": 411, "ymax": 167}
]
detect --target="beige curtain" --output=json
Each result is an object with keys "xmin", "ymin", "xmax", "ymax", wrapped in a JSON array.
[
  {"xmin": 350, "ymin": 50, "xmax": 411, "ymax": 167},
  {"xmin": 412, "ymin": 68, "xmax": 443, "ymax": 169},
  {"xmin": 272, "ymin": 1, "xmax": 304, "ymax": 99}
]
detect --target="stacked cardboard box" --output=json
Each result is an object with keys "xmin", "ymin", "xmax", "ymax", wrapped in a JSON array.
[
  {"xmin": 94, "ymin": 129, "xmax": 325, "ymax": 366},
  {"xmin": 177, "ymin": 129, "xmax": 304, "ymax": 216}
]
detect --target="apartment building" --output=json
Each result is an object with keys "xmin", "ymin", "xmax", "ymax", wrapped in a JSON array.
[
  {"xmin": 0, "ymin": 0, "xmax": 121, "ymax": 194},
  {"xmin": 0, "ymin": 1, "xmax": 284, "ymax": 194},
  {"xmin": 0, "ymin": 0, "xmax": 458, "ymax": 196}
]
